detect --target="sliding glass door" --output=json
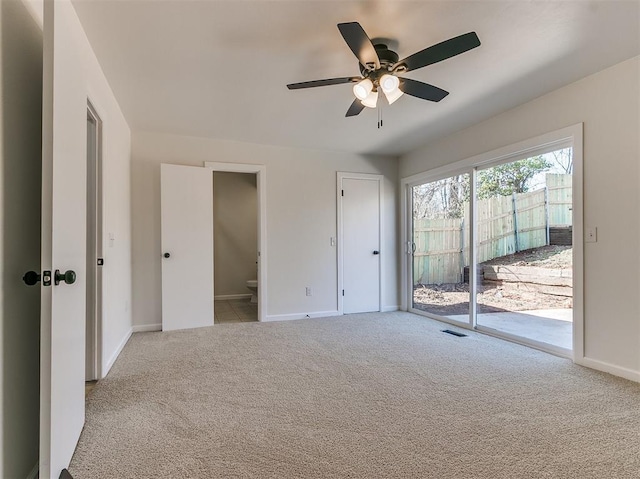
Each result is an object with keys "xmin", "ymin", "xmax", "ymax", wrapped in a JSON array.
[
  {"xmin": 406, "ymin": 145, "xmax": 575, "ymax": 355},
  {"xmin": 475, "ymin": 149, "xmax": 573, "ymax": 350},
  {"xmin": 411, "ymin": 174, "xmax": 470, "ymax": 324}
]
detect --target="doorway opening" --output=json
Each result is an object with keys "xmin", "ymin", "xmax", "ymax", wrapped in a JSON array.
[
  {"xmin": 205, "ymin": 162, "xmax": 267, "ymax": 323},
  {"xmin": 212, "ymin": 171, "xmax": 259, "ymax": 324},
  {"xmin": 85, "ymin": 102, "xmax": 102, "ymax": 383}
]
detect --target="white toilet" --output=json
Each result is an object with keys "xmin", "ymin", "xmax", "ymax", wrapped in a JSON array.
[{"xmin": 246, "ymin": 279, "xmax": 258, "ymax": 303}]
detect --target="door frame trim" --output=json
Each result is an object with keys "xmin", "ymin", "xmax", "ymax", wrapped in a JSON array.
[
  {"xmin": 204, "ymin": 162, "xmax": 267, "ymax": 322},
  {"xmin": 86, "ymin": 101, "xmax": 103, "ymax": 380},
  {"xmin": 337, "ymin": 172, "xmax": 384, "ymax": 315}
]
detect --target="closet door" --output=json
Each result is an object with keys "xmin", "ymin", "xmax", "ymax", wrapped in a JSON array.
[{"xmin": 340, "ymin": 174, "xmax": 382, "ymax": 314}]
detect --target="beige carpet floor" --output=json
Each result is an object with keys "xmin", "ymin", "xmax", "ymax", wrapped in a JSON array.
[{"xmin": 69, "ymin": 312, "xmax": 640, "ymax": 478}]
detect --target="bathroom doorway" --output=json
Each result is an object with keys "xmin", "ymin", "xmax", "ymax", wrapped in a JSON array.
[
  {"xmin": 213, "ymin": 171, "xmax": 258, "ymax": 323},
  {"xmin": 205, "ymin": 162, "xmax": 267, "ymax": 323}
]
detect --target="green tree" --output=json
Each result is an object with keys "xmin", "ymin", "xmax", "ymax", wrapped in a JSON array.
[{"xmin": 477, "ymin": 156, "xmax": 551, "ymax": 199}]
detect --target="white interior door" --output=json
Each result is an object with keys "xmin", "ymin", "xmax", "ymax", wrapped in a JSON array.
[
  {"xmin": 161, "ymin": 164, "xmax": 214, "ymax": 331},
  {"xmin": 41, "ymin": 1, "xmax": 88, "ymax": 477},
  {"xmin": 341, "ymin": 176, "xmax": 381, "ymax": 314}
]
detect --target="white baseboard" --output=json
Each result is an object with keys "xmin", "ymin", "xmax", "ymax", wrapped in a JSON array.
[
  {"xmin": 575, "ymin": 357, "xmax": 640, "ymax": 383},
  {"xmin": 214, "ymin": 293, "xmax": 252, "ymax": 301},
  {"xmin": 382, "ymin": 305, "xmax": 400, "ymax": 312},
  {"xmin": 103, "ymin": 328, "xmax": 132, "ymax": 376},
  {"xmin": 264, "ymin": 310, "xmax": 341, "ymax": 322},
  {"xmin": 132, "ymin": 323, "xmax": 162, "ymax": 333},
  {"xmin": 264, "ymin": 308, "xmax": 403, "ymax": 322},
  {"xmin": 26, "ymin": 462, "xmax": 38, "ymax": 479}
]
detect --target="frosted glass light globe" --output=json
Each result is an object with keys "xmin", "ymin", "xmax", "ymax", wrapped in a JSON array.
[
  {"xmin": 380, "ymin": 74, "xmax": 400, "ymax": 93},
  {"xmin": 353, "ymin": 79, "xmax": 373, "ymax": 100},
  {"xmin": 361, "ymin": 90, "xmax": 378, "ymax": 108}
]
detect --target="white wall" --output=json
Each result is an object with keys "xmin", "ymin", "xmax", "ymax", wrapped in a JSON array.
[
  {"xmin": 132, "ymin": 133, "xmax": 399, "ymax": 328},
  {"xmin": 0, "ymin": 2, "xmax": 42, "ymax": 476},
  {"xmin": 213, "ymin": 172, "xmax": 258, "ymax": 297},
  {"xmin": 97, "ymin": 68, "xmax": 133, "ymax": 376},
  {"xmin": 400, "ymin": 56, "xmax": 640, "ymax": 380}
]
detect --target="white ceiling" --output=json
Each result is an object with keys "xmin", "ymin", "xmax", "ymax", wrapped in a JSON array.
[{"xmin": 72, "ymin": 1, "xmax": 640, "ymax": 156}]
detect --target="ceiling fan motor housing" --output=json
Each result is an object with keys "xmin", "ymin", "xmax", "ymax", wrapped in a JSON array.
[{"xmin": 360, "ymin": 44, "xmax": 401, "ymax": 79}]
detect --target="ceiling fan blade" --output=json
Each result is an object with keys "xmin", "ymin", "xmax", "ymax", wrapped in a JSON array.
[
  {"xmin": 287, "ymin": 77, "xmax": 359, "ymax": 90},
  {"xmin": 345, "ymin": 98, "xmax": 365, "ymax": 117},
  {"xmin": 400, "ymin": 78, "xmax": 449, "ymax": 102},
  {"xmin": 395, "ymin": 32, "xmax": 480, "ymax": 72},
  {"xmin": 337, "ymin": 22, "xmax": 380, "ymax": 70}
]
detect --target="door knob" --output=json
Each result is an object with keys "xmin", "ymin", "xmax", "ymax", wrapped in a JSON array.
[
  {"xmin": 23, "ymin": 271, "xmax": 41, "ymax": 286},
  {"xmin": 164, "ymin": 252, "xmax": 171, "ymax": 258},
  {"xmin": 54, "ymin": 269, "xmax": 76, "ymax": 285},
  {"xmin": 373, "ymin": 250, "xmax": 380, "ymax": 255},
  {"xmin": 23, "ymin": 270, "xmax": 52, "ymax": 286}
]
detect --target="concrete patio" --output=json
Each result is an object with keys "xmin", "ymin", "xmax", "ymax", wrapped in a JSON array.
[{"xmin": 447, "ymin": 309, "xmax": 573, "ymax": 350}]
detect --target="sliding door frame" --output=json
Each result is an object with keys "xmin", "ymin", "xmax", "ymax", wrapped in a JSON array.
[{"xmin": 401, "ymin": 124, "xmax": 583, "ymax": 360}]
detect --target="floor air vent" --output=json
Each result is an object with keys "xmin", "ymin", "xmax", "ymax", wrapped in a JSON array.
[{"xmin": 442, "ymin": 329, "xmax": 467, "ymax": 337}]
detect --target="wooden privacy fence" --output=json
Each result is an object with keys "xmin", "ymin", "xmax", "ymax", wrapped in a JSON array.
[
  {"xmin": 413, "ymin": 218, "xmax": 467, "ymax": 286},
  {"xmin": 413, "ymin": 174, "xmax": 572, "ymax": 285},
  {"xmin": 547, "ymin": 173, "xmax": 572, "ymax": 226}
]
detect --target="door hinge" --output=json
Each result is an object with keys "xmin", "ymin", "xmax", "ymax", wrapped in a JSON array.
[
  {"xmin": 97, "ymin": 258, "xmax": 104, "ymax": 266},
  {"xmin": 341, "ymin": 189, "xmax": 344, "ymax": 196},
  {"xmin": 342, "ymin": 289, "xmax": 344, "ymax": 296}
]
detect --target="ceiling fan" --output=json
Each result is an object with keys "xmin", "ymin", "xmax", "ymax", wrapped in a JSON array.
[{"xmin": 287, "ymin": 22, "xmax": 481, "ymax": 117}]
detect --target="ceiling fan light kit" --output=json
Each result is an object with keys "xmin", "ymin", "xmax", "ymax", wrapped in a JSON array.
[
  {"xmin": 380, "ymin": 74, "xmax": 400, "ymax": 94},
  {"xmin": 286, "ymin": 22, "xmax": 481, "ymax": 118},
  {"xmin": 361, "ymin": 90, "xmax": 378, "ymax": 108},
  {"xmin": 353, "ymin": 78, "xmax": 374, "ymax": 100},
  {"xmin": 383, "ymin": 86, "xmax": 403, "ymax": 105}
]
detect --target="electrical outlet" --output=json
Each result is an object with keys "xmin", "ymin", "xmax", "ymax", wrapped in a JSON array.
[
  {"xmin": 305, "ymin": 287, "xmax": 312, "ymax": 296},
  {"xmin": 586, "ymin": 227, "xmax": 597, "ymax": 243}
]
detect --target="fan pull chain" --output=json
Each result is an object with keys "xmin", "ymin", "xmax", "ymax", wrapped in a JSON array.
[{"xmin": 377, "ymin": 103, "xmax": 384, "ymax": 129}]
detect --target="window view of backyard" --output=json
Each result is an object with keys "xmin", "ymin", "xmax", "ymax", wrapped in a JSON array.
[{"xmin": 412, "ymin": 148, "xmax": 573, "ymax": 350}]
